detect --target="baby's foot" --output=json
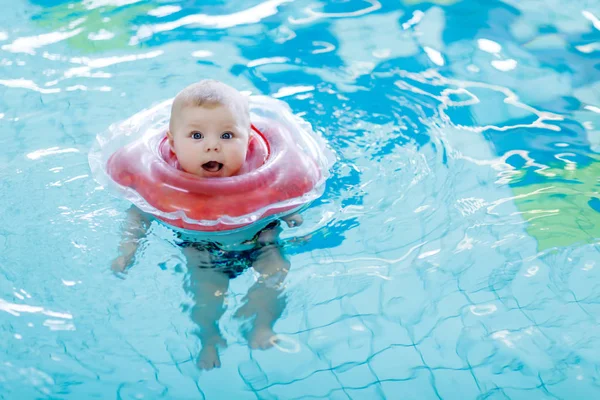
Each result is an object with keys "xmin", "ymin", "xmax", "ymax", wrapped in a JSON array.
[
  {"xmin": 247, "ymin": 325, "xmax": 277, "ymax": 350},
  {"xmin": 197, "ymin": 344, "xmax": 221, "ymax": 370}
]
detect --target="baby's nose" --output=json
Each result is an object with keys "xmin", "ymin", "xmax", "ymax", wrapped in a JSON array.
[{"xmin": 204, "ymin": 141, "xmax": 220, "ymax": 152}]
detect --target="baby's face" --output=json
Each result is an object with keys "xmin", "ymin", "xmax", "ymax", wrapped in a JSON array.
[{"xmin": 168, "ymin": 104, "xmax": 250, "ymax": 178}]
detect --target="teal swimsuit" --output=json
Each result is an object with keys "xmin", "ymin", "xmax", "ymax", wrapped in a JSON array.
[{"xmin": 175, "ymin": 220, "xmax": 281, "ymax": 279}]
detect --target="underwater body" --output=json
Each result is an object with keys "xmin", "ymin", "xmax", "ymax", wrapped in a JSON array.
[{"xmin": 1, "ymin": 0, "xmax": 600, "ymax": 398}]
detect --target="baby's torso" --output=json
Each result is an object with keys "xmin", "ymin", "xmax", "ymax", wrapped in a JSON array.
[
  {"xmin": 167, "ymin": 218, "xmax": 281, "ymax": 279},
  {"xmin": 156, "ymin": 216, "xmax": 279, "ymax": 252}
]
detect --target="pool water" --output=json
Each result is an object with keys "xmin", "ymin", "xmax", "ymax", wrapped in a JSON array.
[{"xmin": 1, "ymin": 0, "xmax": 600, "ymax": 398}]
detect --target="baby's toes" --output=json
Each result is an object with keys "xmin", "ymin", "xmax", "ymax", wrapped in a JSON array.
[{"xmin": 197, "ymin": 346, "xmax": 221, "ymax": 370}]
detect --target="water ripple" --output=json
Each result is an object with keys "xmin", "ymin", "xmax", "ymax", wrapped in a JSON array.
[
  {"xmin": 1, "ymin": 0, "xmax": 600, "ymax": 397},
  {"xmin": 289, "ymin": 0, "xmax": 382, "ymax": 24}
]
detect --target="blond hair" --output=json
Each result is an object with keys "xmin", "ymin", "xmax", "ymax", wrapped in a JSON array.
[{"xmin": 169, "ymin": 80, "xmax": 249, "ymax": 132}]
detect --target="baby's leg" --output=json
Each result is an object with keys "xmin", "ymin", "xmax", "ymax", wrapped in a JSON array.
[
  {"xmin": 183, "ymin": 247, "xmax": 229, "ymax": 370},
  {"xmin": 236, "ymin": 227, "xmax": 290, "ymax": 349}
]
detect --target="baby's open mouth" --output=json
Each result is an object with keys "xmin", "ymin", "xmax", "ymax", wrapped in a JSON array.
[{"xmin": 202, "ymin": 161, "xmax": 223, "ymax": 172}]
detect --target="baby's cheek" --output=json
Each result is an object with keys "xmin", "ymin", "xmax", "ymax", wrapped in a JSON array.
[{"xmin": 235, "ymin": 145, "xmax": 248, "ymax": 161}]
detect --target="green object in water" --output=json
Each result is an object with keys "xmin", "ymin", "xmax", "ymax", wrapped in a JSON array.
[
  {"xmin": 511, "ymin": 159, "xmax": 600, "ymax": 251},
  {"xmin": 35, "ymin": 1, "xmax": 154, "ymax": 53}
]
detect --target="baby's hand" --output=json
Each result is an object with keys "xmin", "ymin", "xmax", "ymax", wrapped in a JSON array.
[{"xmin": 283, "ymin": 214, "xmax": 303, "ymax": 228}]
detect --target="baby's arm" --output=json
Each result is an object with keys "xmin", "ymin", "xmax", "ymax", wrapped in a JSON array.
[
  {"xmin": 111, "ymin": 207, "xmax": 150, "ymax": 273},
  {"xmin": 282, "ymin": 213, "xmax": 303, "ymax": 228}
]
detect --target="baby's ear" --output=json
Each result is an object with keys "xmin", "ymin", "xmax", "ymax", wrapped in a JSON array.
[{"xmin": 166, "ymin": 131, "xmax": 175, "ymax": 148}]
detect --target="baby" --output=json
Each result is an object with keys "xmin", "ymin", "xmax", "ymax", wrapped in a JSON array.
[{"xmin": 112, "ymin": 80, "xmax": 302, "ymax": 370}]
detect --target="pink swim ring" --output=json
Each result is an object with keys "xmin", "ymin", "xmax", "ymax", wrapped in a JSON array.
[{"xmin": 89, "ymin": 95, "xmax": 335, "ymax": 232}]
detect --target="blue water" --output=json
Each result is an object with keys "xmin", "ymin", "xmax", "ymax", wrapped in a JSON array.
[{"xmin": 1, "ymin": 0, "xmax": 600, "ymax": 398}]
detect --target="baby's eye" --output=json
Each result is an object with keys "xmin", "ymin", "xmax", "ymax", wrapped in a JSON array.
[
  {"xmin": 192, "ymin": 132, "xmax": 203, "ymax": 139},
  {"xmin": 221, "ymin": 132, "xmax": 233, "ymax": 139}
]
